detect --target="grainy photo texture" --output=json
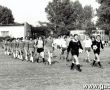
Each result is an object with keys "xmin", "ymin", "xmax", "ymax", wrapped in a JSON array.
[{"xmin": 0, "ymin": 0, "xmax": 110, "ymax": 90}]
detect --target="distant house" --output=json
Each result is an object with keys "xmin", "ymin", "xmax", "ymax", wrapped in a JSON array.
[
  {"xmin": 70, "ymin": 30, "xmax": 86, "ymax": 40},
  {"xmin": 0, "ymin": 22, "xmax": 32, "ymax": 39},
  {"xmin": 92, "ymin": 30, "xmax": 105, "ymax": 40}
]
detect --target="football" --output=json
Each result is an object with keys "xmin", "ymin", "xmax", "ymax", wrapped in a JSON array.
[{"xmin": 93, "ymin": 45, "xmax": 97, "ymax": 50}]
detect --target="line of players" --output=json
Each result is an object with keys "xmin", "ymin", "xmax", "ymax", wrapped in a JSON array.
[
  {"xmin": 67, "ymin": 34, "xmax": 104, "ymax": 72},
  {"xmin": 1, "ymin": 34, "xmax": 104, "ymax": 72},
  {"xmin": 2, "ymin": 37, "xmax": 46, "ymax": 63}
]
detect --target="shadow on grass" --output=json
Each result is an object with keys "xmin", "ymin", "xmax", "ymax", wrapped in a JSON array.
[
  {"xmin": 68, "ymin": 64, "xmax": 83, "ymax": 67},
  {"xmin": 53, "ymin": 55, "xmax": 57, "ymax": 58},
  {"xmin": 51, "ymin": 61, "xmax": 59, "ymax": 65}
]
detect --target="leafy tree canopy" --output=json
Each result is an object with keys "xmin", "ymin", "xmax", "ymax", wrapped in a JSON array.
[
  {"xmin": 0, "ymin": 5, "xmax": 14, "ymax": 25},
  {"xmin": 45, "ymin": 0, "xmax": 95, "ymax": 36},
  {"xmin": 96, "ymin": 0, "xmax": 110, "ymax": 35}
]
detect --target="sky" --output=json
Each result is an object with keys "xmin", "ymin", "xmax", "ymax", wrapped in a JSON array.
[{"xmin": 0, "ymin": 0, "xmax": 100, "ymax": 26}]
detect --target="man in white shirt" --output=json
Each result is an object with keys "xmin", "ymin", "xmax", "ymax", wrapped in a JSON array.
[
  {"xmin": 60, "ymin": 36, "xmax": 67, "ymax": 59},
  {"xmin": 83, "ymin": 35, "xmax": 92, "ymax": 62},
  {"xmin": 37, "ymin": 37, "xmax": 45, "ymax": 63}
]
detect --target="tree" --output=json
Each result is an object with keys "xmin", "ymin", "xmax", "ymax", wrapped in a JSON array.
[
  {"xmin": 96, "ymin": 0, "xmax": 110, "ymax": 35},
  {"xmin": 83, "ymin": 6, "xmax": 93, "ymax": 20},
  {"xmin": 45, "ymin": 0, "xmax": 85, "ymax": 36},
  {"xmin": 82, "ymin": 5, "xmax": 96, "ymax": 35},
  {"xmin": 84, "ymin": 21, "xmax": 96, "ymax": 35},
  {"xmin": 0, "ymin": 5, "xmax": 14, "ymax": 25},
  {"xmin": 45, "ymin": 0, "xmax": 95, "ymax": 36},
  {"xmin": 71, "ymin": 1, "xmax": 84, "ymax": 29}
]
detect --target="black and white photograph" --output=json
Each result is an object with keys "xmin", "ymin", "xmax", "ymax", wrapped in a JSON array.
[{"xmin": 0, "ymin": 0, "xmax": 110, "ymax": 90}]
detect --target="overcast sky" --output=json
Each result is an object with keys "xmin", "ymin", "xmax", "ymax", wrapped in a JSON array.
[{"xmin": 0, "ymin": 0, "xmax": 100, "ymax": 26}]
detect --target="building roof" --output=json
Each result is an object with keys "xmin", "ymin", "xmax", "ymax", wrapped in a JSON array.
[{"xmin": 0, "ymin": 23, "xmax": 24, "ymax": 27}]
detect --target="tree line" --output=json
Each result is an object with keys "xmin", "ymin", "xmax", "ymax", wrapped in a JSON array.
[
  {"xmin": 0, "ymin": 6, "xmax": 14, "ymax": 25},
  {"xmin": 0, "ymin": 0, "xmax": 110, "ymax": 37},
  {"xmin": 45, "ymin": 0, "xmax": 96, "ymax": 36},
  {"xmin": 96, "ymin": 0, "xmax": 110, "ymax": 35}
]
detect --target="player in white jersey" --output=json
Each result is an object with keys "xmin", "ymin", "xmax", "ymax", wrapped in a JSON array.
[
  {"xmin": 29, "ymin": 38, "xmax": 35, "ymax": 62},
  {"xmin": 60, "ymin": 36, "xmax": 67, "ymax": 59},
  {"xmin": 36, "ymin": 37, "xmax": 45, "ymax": 63},
  {"xmin": 83, "ymin": 35, "xmax": 92, "ymax": 62},
  {"xmin": 24, "ymin": 37, "xmax": 29, "ymax": 61},
  {"xmin": 18, "ymin": 38, "xmax": 24, "ymax": 60},
  {"xmin": 34, "ymin": 38, "xmax": 38, "ymax": 57},
  {"xmin": 57, "ymin": 36, "xmax": 62, "ymax": 50}
]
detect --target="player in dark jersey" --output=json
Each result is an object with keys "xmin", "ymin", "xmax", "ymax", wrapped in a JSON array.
[
  {"xmin": 1, "ymin": 40, "xmax": 5, "ymax": 49},
  {"xmin": 68, "ymin": 34, "xmax": 83, "ymax": 72},
  {"xmin": 24, "ymin": 37, "xmax": 29, "ymax": 61},
  {"xmin": 18, "ymin": 38, "xmax": 24, "ymax": 60},
  {"xmin": 91, "ymin": 35, "xmax": 104, "ymax": 68},
  {"xmin": 36, "ymin": 37, "xmax": 45, "ymax": 63},
  {"xmin": 15, "ymin": 38, "xmax": 19, "ymax": 59},
  {"xmin": 4, "ymin": 39, "xmax": 7, "ymax": 55},
  {"xmin": 29, "ymin": 38, "xmax": 35, "ymax": 62},
  {"xmin": 11, "ymin": 38, "xmax": 15, "ymax": 56},
  {"xmin": 34, "ymin": 38, "xmax": 38, "ymax": 57},
  {"xmin": 6, "ymin": 39, "xmax": 10, "ymax": 55},
  {"xmin": 12, "ymin": 39, "xmax": 17, "ymax": 58},
  {"xmin": 8, "ymin": 39, "xmax": 12, "ymax": 55},
  {"xmin": 17, "ymin": 38, "xmax": 20, "ymax": 59},
  {"xmin": 10, "ymin": 39, "xmax": 13, "ymax": 55}
]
